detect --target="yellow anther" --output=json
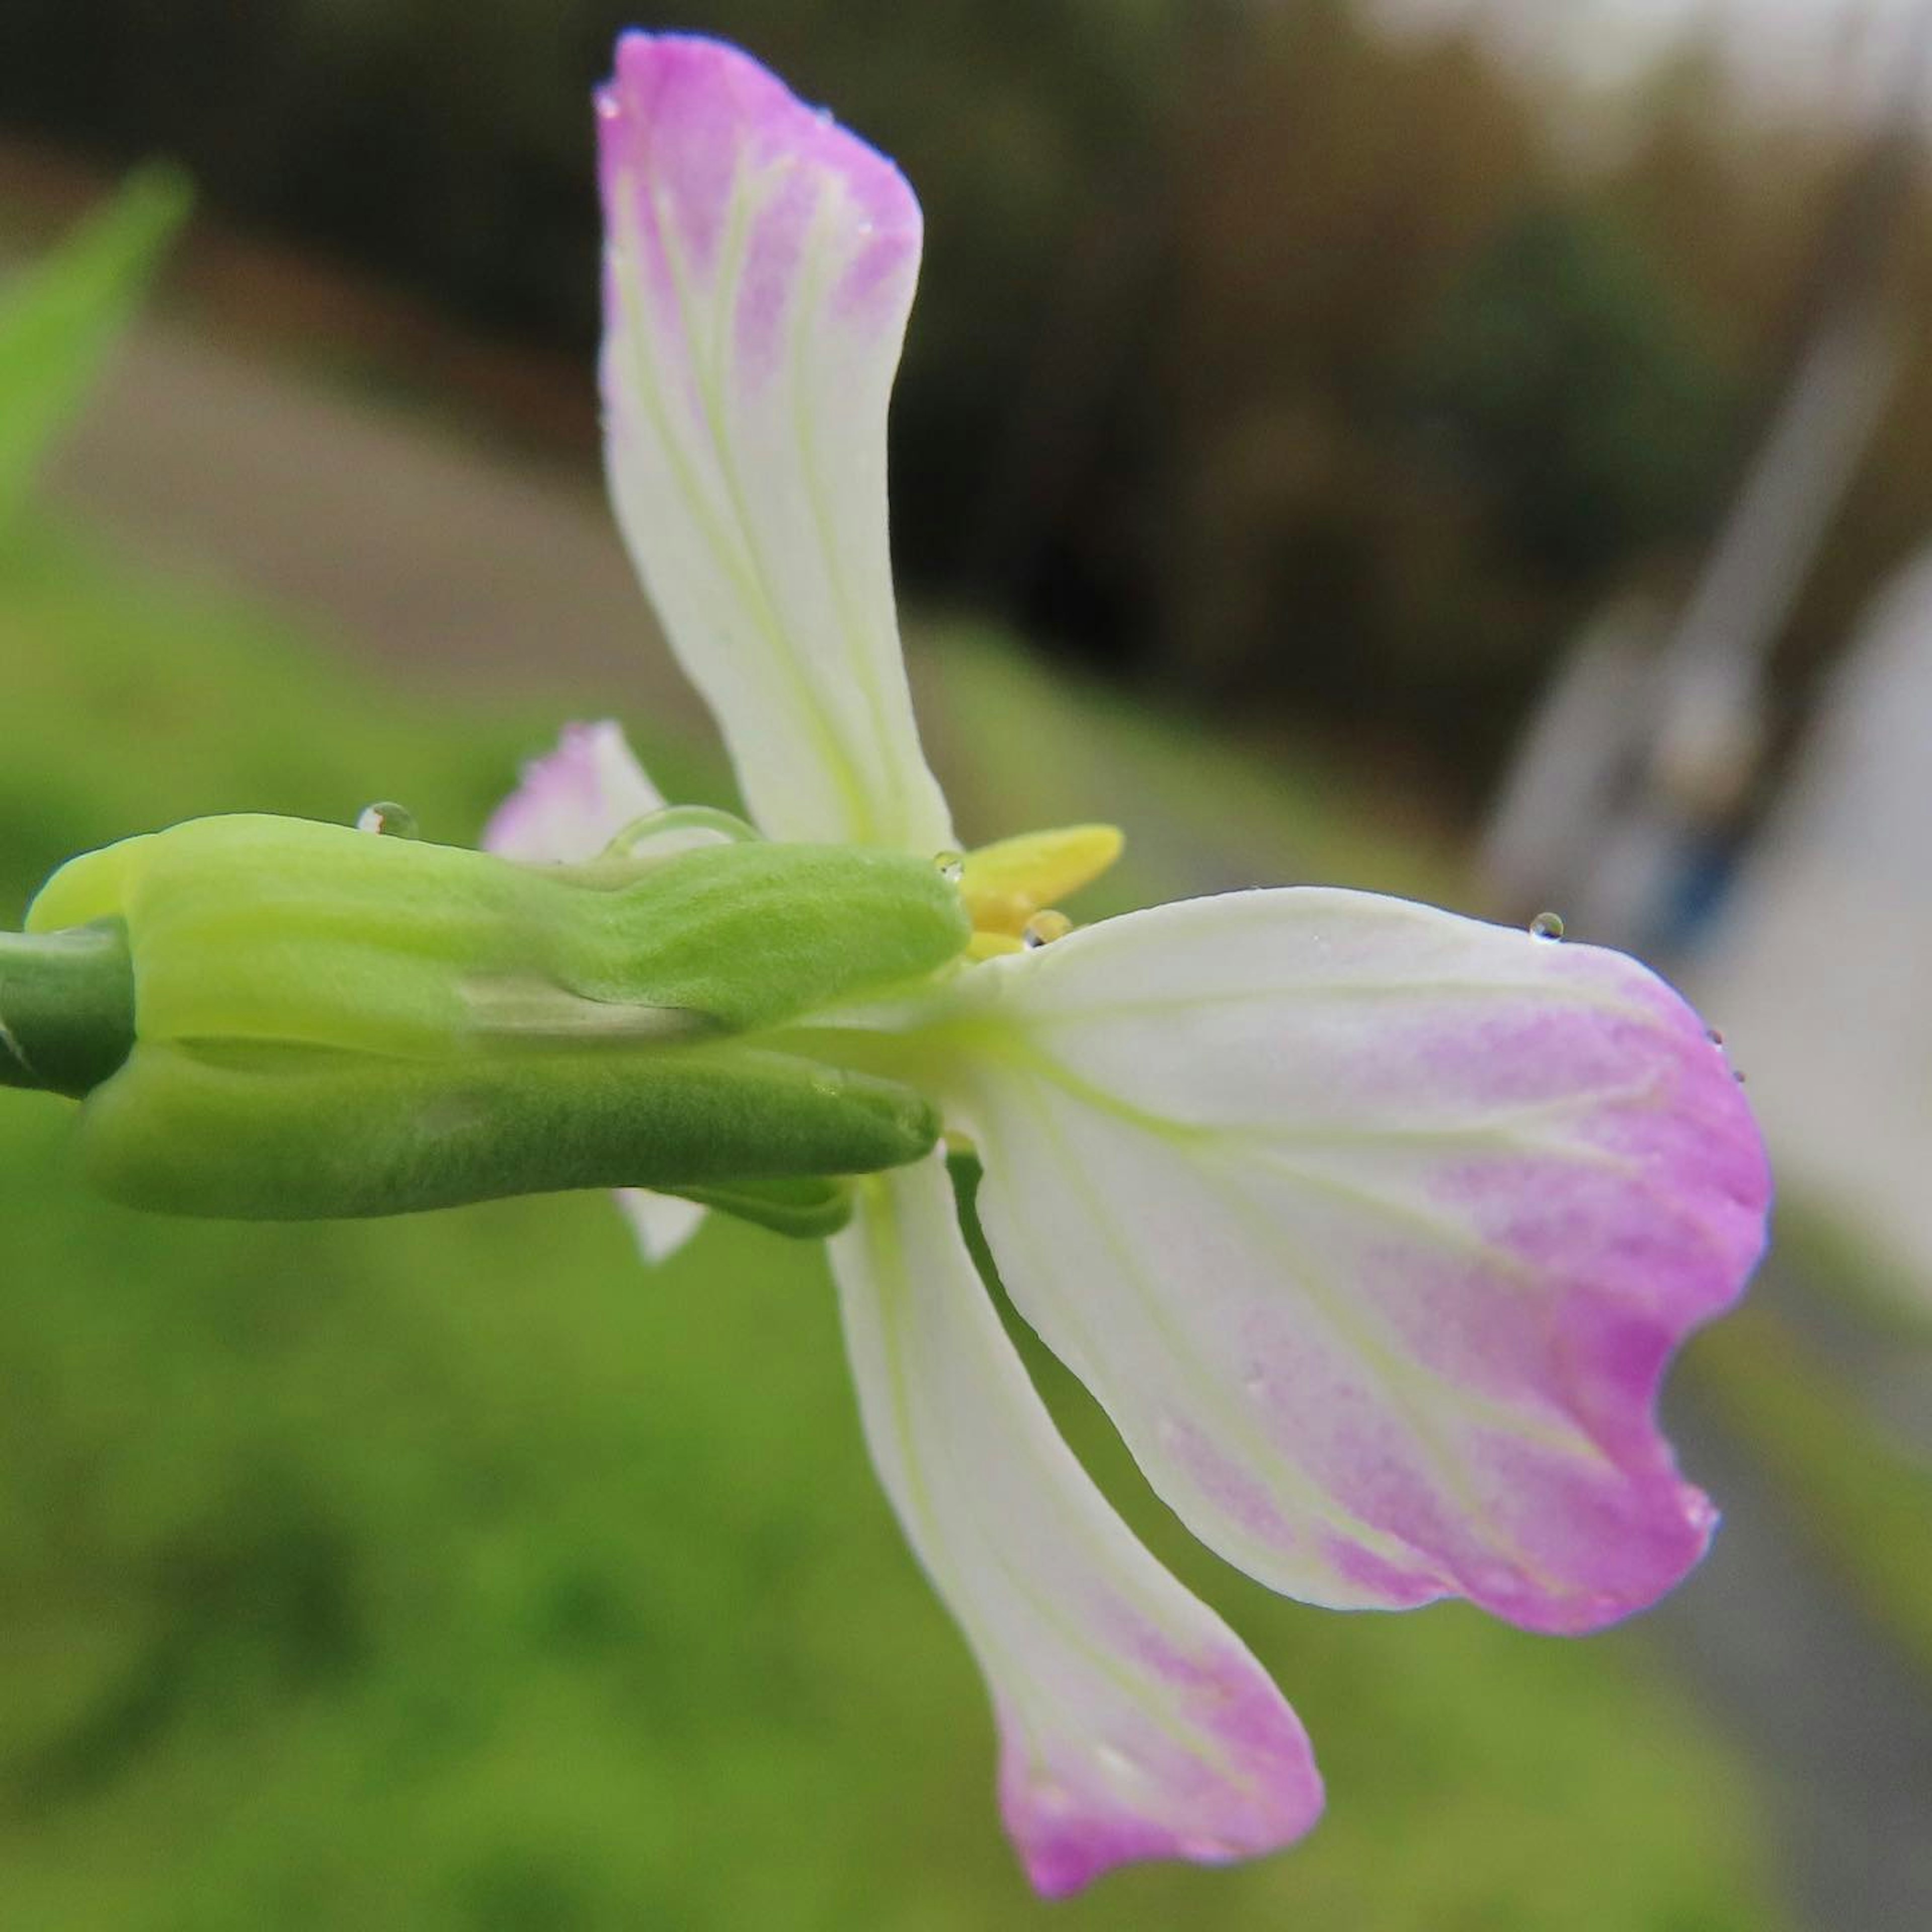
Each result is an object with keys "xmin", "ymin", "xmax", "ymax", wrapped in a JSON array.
[{"xmin": 959, "ymin": 825, "xmax": 1124, "ymax": 937}]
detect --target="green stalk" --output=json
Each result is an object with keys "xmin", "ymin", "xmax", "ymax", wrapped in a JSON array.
[{"xmin": 0, "ymin": 919, "xmax": 135, "ymax": 1099}]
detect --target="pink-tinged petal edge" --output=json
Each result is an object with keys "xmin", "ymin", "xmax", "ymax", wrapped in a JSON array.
[
  {"xmin": 939, "ymin": 890, "xmax": 1773, "ymax": 1640},
  {"xmin": 481, "ymin": 719, "xmax": 663, "ymax": 864},
  {"xmin": 592, "ymin": 32, "xmax": 955, "ymax": 853},
  {"xmin": 597, "ymin": 32, "xmax": 920, "ymax": 388},
  {"xmin": 996, "ymin": 1631, "xmax": 1324, "ymax": 1899},
  {"xmin": 831, "ymin": 1164, "xmax": 1323, "ymax": 1898}
]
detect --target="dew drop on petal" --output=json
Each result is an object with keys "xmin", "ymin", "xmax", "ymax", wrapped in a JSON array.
[
  {"xmin": 1178, "ymin": 1836, "xmax": 1242, "ymax": 1863},
  {"xmin": 1706, "ymin": 1027, "xmax": 1726, "ymax": 1048},
  {"xmin": 356, "ymin": 801, "xmax": 419, "ymax": 839},
  {"xmin": 934, "ymin": 849, "xmax": 965, "ymax": 886},
  {"xmin": 1528, "ymin": 910, "xmax": 1566, "ymax": 943},
  {"xmin": 1022, "ymin": 910, "xmax": 1075, "ymax": 948}
]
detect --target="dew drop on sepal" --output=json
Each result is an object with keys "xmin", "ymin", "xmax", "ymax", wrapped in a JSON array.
[
  {"xmin": 356, "ymin": 801, "xmax": 418, "ymax": 838},
  {"xmin": 605, "ymin": 805, "xmax": 760, "ymax": 864}
]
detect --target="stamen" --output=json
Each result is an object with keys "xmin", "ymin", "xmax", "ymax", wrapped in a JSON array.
[{"xmin": 959, "ymin": 825, "xmax": 1123, "ymax": 936}]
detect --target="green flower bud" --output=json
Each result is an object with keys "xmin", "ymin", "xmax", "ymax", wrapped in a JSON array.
[{"xmin": 23, "ymin": 814, "xmax": 970, "ymax": 1224}]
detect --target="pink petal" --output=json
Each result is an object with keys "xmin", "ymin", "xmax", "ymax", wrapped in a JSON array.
[
  {"xmin": 831, "ymin": 1162, "xmax": 1323, "ymax": 1895},
  {"xmin": 482, "ymin": 719, "xmax": 664, "ymax": 863},
  {"xmin": 930, "ymin": 890, "xmax": 1771, "ymax": 1636}
]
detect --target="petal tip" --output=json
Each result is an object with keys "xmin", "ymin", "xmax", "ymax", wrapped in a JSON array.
[
  {"xmin": 995, "ymin": 1655, "xmax": 1325, "ymax": 1898},
  {"xmin": 482, "ymin": 719, "xmax": 663, "ymax": 864}
]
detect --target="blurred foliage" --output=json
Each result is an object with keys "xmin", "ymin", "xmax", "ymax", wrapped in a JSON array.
[
  {"xmin": 1691, "ymin": 1301, "xmax": 1932, "ymax": 1681},
  {"xmin": 5, "ymin": 2, "xmax": 1932, "ymax": 803},
  {"xmin": 0, "ymin": 164, "xmax": 187, "ymax": 533},
  {"xmin": 0, "ymin": 507, "xmax": 1797, "ymax": 1931}
]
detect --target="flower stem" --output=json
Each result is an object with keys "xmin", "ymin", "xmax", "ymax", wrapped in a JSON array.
[{"xmin": 0, "ymin": 920, "xmax": 135, "ymax": 1099}]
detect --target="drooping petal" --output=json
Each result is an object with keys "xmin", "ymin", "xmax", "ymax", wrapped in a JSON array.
[
  {"xmin": 829, "ymin": 1160, "xmax": 1322, "ymax": 1897},
  {"xmin": 597, "ymin": 33, "xmax": 954, "ymax": 853},
  {"xmin": 483, "ymin": 719, "xmax": 701, "ymax": 1263},
  {"xmin": 924, "ymin": 891, "xmax": 1770, "ymax": 1636},
  {"xmin": 482, "ymin": 719, "xmax": 665, "ymax": 863}
]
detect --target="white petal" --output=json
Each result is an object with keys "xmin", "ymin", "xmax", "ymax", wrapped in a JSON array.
[
  {"xmin": 926, "ymin": 891, "xmax": 1769, "ymax": 1635},
  {"xmin": 616, "ymin": 1187, "xmax": 708, "ymax": 1264},
  {"xmin": 830, "ymin": 1160, "xmax": 1321, "ymax": 1897},
  {"xmin": 596, "ymin": 34, "xmax": 953, "ymax": 852}
]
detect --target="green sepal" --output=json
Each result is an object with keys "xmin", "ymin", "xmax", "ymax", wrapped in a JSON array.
[
  {"xmin": 77, "ymin": 1040, "xmax": 938, "ymax": 1221},
  {"xmin": 661, "ymin": 1175, "xmax": 855, "ymax": 1241},
  {"xmin": 29, "ymin": 814, "xmax": 972, "ymax": 1056},
  {"xmin": 23, "ymin": 812, "xmax": 969, "ymax": 1221}
]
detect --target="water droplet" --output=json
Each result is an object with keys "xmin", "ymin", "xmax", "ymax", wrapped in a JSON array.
[
  {"xmin": 934, "ymin": 849, "xmax": 965, "ymax": 886},
  {"xmin": 605, "ymin": 804, "xmax": 760, "ymax": 863},
  {"xmin": 1178, "ymin": 1835, "xmax": 1241, "ymax": 1863},
  {"xmin": 1733, "ymin": 1069, "xmax": 1748, "ymax": 1086},
  {"xmin": 356, "ymin": 800, "xmax": 418, "ymax": 838},
  {"xmin": 595, "ymin": 93, "xmax": 620, "ymax": 120},
  {"xmin": 812, "ymin": 105, "xmax": 835, "ymax": 125},
  {"xmin": 1683, "ymin": 1490, "xmax": 1720, "ymax": 1535},
  {"xmin": 1528, "ymin": 911, "xmax": 1565, "ymax": 943},
  {"xmin": 1706, "ymin": 1028, "xmax": 1726, "ymax": 1048},
  {"xmin": 1022, "ymin": 910, "xmax": 1074, "ymax": 948}
]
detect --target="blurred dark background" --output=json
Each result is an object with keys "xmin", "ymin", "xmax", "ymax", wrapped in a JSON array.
[{"xmin": 8, "ymin": 0, "xmax": 1931, "ymax": 809}]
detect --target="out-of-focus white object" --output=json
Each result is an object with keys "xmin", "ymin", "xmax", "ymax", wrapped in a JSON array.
[
  {"xmin": 1374, "ymin": 0, "xmax": 1932, "ymax": 112},
  {"xmin": 1694, "ymin": 553, "xmax": 1932, "ymax": 1295}
]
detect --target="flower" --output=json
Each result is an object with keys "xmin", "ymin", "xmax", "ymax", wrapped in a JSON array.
[{"xmin": 488, "ymin": 32, "xmax": 1770, "ymax": 1898}]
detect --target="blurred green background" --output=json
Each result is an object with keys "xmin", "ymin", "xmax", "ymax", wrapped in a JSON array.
[{"xmin": 5, "ymin": 3, "xmax": 1932, "ymax": 1927}]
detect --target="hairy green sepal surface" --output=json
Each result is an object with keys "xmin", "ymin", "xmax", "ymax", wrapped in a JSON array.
[{"xmin": 23, "ymin": 815, "xmax": 969, "ymax": 1223}]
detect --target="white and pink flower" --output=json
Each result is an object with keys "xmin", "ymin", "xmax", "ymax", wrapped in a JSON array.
[{"xmin": 490, "ymin": 33, "xmax": 1769, "ymax": 1897}]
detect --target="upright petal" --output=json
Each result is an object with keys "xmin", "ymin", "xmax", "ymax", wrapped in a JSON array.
[
  {"xmin": 924, "ymin": 892, "xmax": 1770, "ymax": 1636},
  {"xmin": 831, "ymin": 1162, "xmax": 1322, "ymax": 1896},
  {"xmin": 597, "ymin": 34, "xmax": 953, "ymax": 853},
  {"xmin": 483, "ymin": 719, "xmax": 701, "ymax": 1263}
]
